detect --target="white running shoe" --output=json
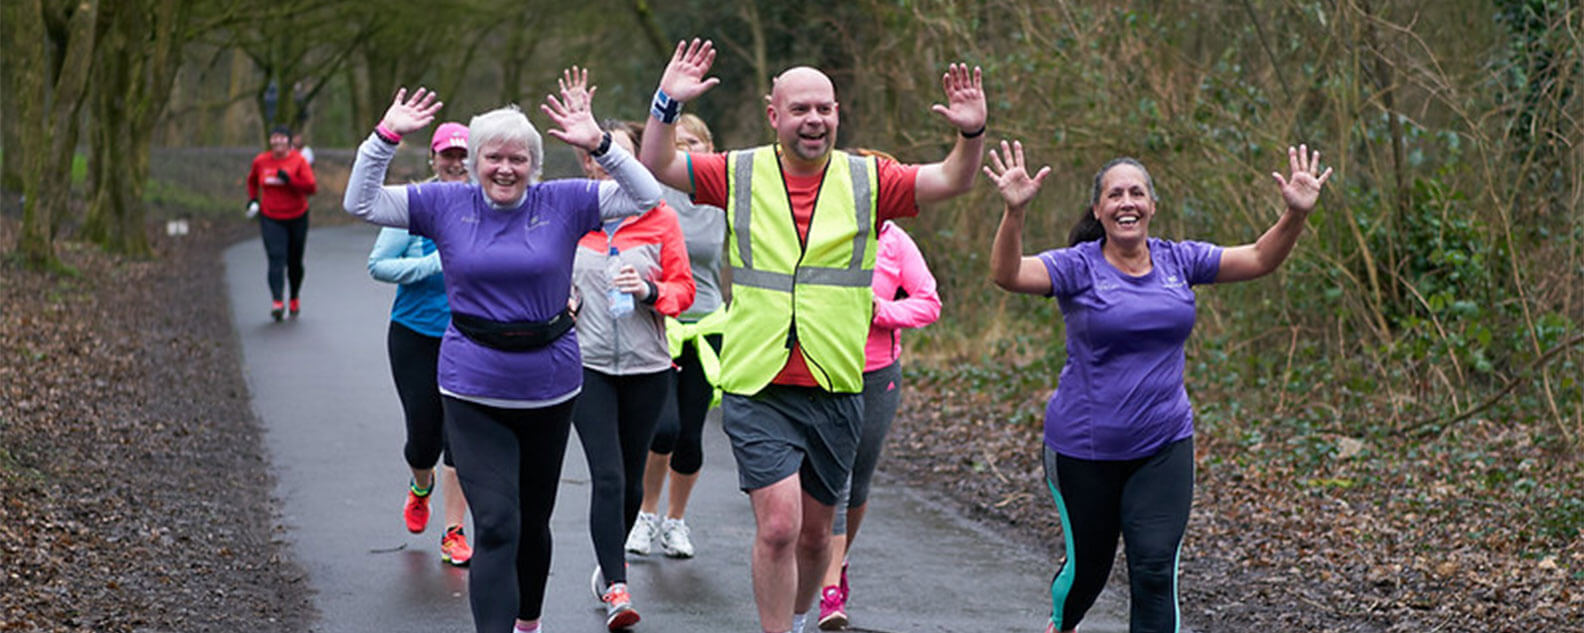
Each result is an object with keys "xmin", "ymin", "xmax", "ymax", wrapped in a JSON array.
[
  {"xmin": 658, "ymin": 517, "xmax": 695, "ymax": 558},
  {"xmin": 625, "ymin": 511, "xmax": 659, "ymax": 555}
]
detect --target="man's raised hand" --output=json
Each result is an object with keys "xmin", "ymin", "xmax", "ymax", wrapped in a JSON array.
[
  {"xmin": 930, "ymin": 64, "xmax": 987, "ymax": 135},
  {"xmin": 658, "ymin": 39, "xmax": 720, "ymax": 104}
]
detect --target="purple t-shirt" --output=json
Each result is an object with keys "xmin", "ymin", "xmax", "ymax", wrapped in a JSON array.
[
  {"xmin": 1039, "ymin": 238, "xmax": 1222, "ymax": 460},
  {"xmin": 407, "ymin": 180, "xmax": 602, "ymax": 402}
]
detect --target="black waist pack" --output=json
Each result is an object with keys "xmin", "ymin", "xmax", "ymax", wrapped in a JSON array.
[{"xmin": 450, "ymin": 309, "xmax": 574, "ymax": 351}]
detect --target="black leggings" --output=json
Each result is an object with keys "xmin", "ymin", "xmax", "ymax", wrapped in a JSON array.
[
  {"xmin": 259, "ymin": 213, "xmax": 308, "ymax": 301},
  {"xmin": 573, "ymin": 368, "xmax": 672, "ymax": 586},
  {"xmin": 650, "ymin": 334, "xmax": 720, "ymax": 475},
  {"xmin": 443, "ymin": 396, "xmax": 575, "ymax": 629},
  {"xmin": 387, "ymin": 322, "xmax": 452, "ymax": 469},
  {"xmin": 1044, "ymin": 438, "xmax": 1193, "ymax": 633}
]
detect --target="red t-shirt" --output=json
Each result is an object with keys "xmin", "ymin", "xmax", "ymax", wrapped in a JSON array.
[{"xmin": 688, "ymin": 150, "xmax": 922, "ymax": 387}]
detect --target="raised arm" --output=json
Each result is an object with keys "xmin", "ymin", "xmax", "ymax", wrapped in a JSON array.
[
  {"xmin": 914, "ymin": 64, "xmax": 988, "ymax": 205},
  {"xmin": 985, "ymin": 140, "xmax": 1054, "ymax": 295},
  {"xmin": 1215, "ymin": 144, "xmax": 1333, "ymax": 283},
  {"xmin": 343, "ymin": 87, "xmax": 444, "ymax": 227},
  {"xmin": 541, "ymin": 66, "xmax": 664, "ymax": 219},
  {"xmin": 640, "ymin": 39, "xmax": 721, "ymax": 193}
]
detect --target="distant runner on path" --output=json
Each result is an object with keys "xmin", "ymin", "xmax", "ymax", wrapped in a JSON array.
[
  {"xmin": 984, "ymin": 140, "xmax": 1331, "ymax": 633},
  {"xmin": 639, "ymin": 38, "xmax": 988, "ymax": 633},
  {"xmin": 246, "ymin": 124, "xmax": 318, "ymax": 322}
]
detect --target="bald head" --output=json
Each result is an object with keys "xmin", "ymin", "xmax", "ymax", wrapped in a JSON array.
[
  {"xmin": 768, "ymin": 66, "xmax": 839, "ymax": 167},
  {"xmin": 770, "ymin": 67, "xmax": 835, "ymax": 105}
]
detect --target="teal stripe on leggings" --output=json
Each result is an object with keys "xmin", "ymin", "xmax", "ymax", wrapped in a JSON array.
[
  {"xmin": 1045, "ymin": 471, "xmax": 1076, "ymax": 631},
  {"xmin": 1172, "ymin": 539, "xmax": 1183, "ymax": 632}
]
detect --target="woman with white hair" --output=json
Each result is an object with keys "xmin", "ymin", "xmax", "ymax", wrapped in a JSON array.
[{"xmin": 343, "ymin": 70, "xmax": 663, "ymax": 633}]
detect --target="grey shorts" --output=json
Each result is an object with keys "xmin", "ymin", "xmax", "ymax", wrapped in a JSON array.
[{"xmin": 721, "ymin": 384, "xmax": 863, "ymax": 506}]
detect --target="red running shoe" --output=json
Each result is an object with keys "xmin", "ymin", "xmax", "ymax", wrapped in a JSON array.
[
  {"xmin": 270, "ymin": 300, "xmax": 285, "ymax": 322},
  {"xmin": 404, "ymin": 483, "xmax": 431, "ymax": 534},
  {"xmin": 288, "ymin": 297, "xmax": 300, "ymax": 317}
]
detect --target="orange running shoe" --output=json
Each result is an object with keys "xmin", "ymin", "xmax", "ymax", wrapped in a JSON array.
[
  {"xmin": 601, "ymin": 582, "xmax": 640, "ymax": 631},
  {"xmin": 441, "ymin": 525, "xmax": 472, "ymax": 566},
  {"xmin": 404, "ymin": 482, "xmax": 431, "ymax": 533}
]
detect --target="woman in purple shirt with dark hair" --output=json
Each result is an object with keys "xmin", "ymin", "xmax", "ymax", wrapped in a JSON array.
[
  {"xmin": 344, "ymin": 70, "xmax": 663, "ymax": 633},
  {"xmin": 984, "ymin": 140, "xmax": 1331, "ymax": 633}
]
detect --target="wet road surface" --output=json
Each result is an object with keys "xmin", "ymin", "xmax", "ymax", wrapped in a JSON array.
[{"xmin": 226, "ymin": 223, "xmax": 1126, "ymax": 632}]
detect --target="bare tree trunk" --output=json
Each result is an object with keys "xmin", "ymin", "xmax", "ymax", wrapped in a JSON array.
[
  {"xmin": 0, "ymin": 24, "xmax": 23, "ymax": 194},
  {"xmin": 224, "ymin": 48, "xmax": 254, "ymax": 145},
  {"xmin": 84, "ymin": 0, "xmax": 186, "ymax": 256},
  {"xmin": 12, "ymin": 0, "xmax": 99, "ymax": 270}
]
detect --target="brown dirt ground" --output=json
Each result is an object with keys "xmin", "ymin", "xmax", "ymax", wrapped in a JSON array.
[{"xmin": 1, "ymin": 217, "xmax": 314, "ymax": 633}]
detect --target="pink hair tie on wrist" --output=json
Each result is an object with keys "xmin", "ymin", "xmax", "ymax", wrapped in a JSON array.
[{"xmin": 375, "ymin": 123, "xmax": 401, "ymax": 144}]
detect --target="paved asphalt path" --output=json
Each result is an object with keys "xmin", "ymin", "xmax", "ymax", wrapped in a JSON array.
[{"xmin": 226, "ymin": 222, "xmax": 1127, "ymax": 633}]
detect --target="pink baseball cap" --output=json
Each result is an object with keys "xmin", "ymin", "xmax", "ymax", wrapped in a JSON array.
[{"xmin": 430, "ymin": 122, "xmax": 469, "ymax": 153}]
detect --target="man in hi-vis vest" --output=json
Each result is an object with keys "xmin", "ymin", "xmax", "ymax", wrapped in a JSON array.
[{"xmin": 641, "ymin": 39, "xmax": 986, "ymax": 633}]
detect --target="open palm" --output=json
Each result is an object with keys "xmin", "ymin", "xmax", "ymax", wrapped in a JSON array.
[
  {"xmin": 1272, "ymin": 144, "xmax": 1333, "ymax": 213},
  {"xmin": 984, "ymin": 140, "xmax": 1050, "ymax": 209},
  {"xmin": 930, "ymin": 63, "xmax": 986, "ymax": 133},
  {"xmin": 380, "ymin": 87, "xmax": 442, "ymax": 136},
  {"xmin": 659, "ymin": 39, "xmax": 720, "ymax": 103}
]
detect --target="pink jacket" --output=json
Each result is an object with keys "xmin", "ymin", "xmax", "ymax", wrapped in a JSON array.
[{"xmin": 866, "ymin": 221, "xmax": 941, "ymax": 371}]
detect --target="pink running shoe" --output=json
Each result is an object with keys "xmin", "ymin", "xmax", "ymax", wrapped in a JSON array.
[{"xmin": 817, "ymin": 585, "xmax": 847, "ymax": 630}]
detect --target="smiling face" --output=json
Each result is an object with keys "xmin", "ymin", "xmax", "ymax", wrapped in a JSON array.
[
  {"xmin": 767, "ymin": 67, "xmax": 838, "ymax": 167},
  {"xmin": 269, "ymin": 133, "xmax": 291, "ymax": 158},
  {"xmin": 1092, "ymin": 163, "xmax": 1157, "ymax": 245},
  {"xmin": 432, "ymin": 147, "xmax": 468, "ymax": 182},
  {"xmin": 476, "ymin": 139, "xmax": 533, "ymax": 205}
]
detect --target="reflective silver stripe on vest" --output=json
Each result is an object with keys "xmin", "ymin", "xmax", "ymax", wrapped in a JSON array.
[
  {"xmin": 729, "ymin": 148, "xmax": 874, "ymax": 286},
  {"xmin": 846, "ymin": 154, "xmax": 872, "ymax": 270},
  {"xmin": 733, "ymin": 266, "xmax": 873, "ymax": 292},
  {"xmin": 732, "ymin": 150, "xmax": 756, "ymax": 270}
]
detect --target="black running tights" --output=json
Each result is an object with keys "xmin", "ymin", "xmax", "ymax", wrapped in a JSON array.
[
  {"xmin": 259, "ymin": 213, "xmax": 308, "ymax": 301},
  {"xmin": 443, "ymin": 396, "xmax": 575, "ymax": 629},
  {"xmin": 649, "ymin": 334, "xmax": 720, "ymax": 475},
  {"xmin": 573, "ymin": 367, "xmax": 672, "ymax": 587},
  {"xmin": 1043, "ymin": 438, "xmax": 1193, "ymax": 633},
  {"xmin": 387, "ymin": 322, "xmax": 452, "ymax": 469}
]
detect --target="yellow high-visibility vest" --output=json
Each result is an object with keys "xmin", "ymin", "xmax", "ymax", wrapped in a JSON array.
[{"xmin": 719, "ymin": 146, "xmax": 878, "ymax": 395}]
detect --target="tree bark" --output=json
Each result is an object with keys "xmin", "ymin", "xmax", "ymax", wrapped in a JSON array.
[
  {"xmin": 12, "ymin": 0, "xmax": 99, "ymax": 270},
  {"xmin": 84, "ymin": 0, "xmax": 186, "ymax": 256},
  {"xmin": 0, "ymin": 20, "xmax": 23, "ymax": 195}
]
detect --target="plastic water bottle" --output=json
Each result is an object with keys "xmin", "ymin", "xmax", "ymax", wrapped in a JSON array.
[{"xmin": 607, "ymin": 246, "xmax": 634, "ymax": 318}]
